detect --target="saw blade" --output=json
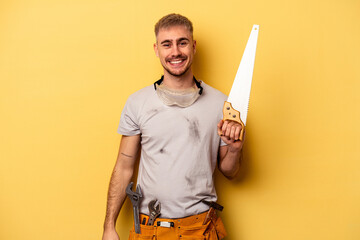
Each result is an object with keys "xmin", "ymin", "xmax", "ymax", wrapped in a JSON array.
[{"xmin": 227, "ymin": 24, "xmax": 259, "ymax": 125}]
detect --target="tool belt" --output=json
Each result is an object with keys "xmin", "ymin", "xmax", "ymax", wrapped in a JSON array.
[{"xmin": 128, "ymin": 210, "xmax": 227, "ymax": 240}]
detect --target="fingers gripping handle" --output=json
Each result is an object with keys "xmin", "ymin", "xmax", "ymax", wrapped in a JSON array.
[{"xmin": 222, "ymin": 101, "xmax": 245, "ymax": 141}]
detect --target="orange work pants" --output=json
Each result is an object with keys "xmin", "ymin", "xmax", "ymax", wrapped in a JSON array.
[{"xmin": 128, "ymin": 211, "xmax": 227, "ymax": 240}]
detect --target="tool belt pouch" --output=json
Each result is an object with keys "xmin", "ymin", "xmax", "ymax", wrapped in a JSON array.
[
  {"xmin": 128, "ymin": 213, "xmax": 227, "ymax": 240},
  {"xmin": 128, "ymin": 224, "xmax": 155, "ymax": 240},
  {"xmin": 205, "ymin": 216, "xmax": 227, "ymax": 240}
]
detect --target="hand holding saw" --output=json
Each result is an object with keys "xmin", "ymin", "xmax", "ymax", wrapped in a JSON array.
[{"xmin": 223, "ymin": 25, "xmax": 259, "ymax": 141}]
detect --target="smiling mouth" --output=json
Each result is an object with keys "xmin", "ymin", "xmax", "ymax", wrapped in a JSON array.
[
  {"xmin": 170, "ymin": 60, "xmax": 183, "ymax": 64},
  {"xmin": 167, "ymin": 58, "xmax": 186, "ymax": 66}
]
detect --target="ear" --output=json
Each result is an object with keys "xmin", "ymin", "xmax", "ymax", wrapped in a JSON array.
[
  {"xmin": 193, "ymin": 40, "xmax": 197, "ymax": 54},
  {"xmin": 154, "ymin": 43, "xmax": 159, "ymax": 57}
]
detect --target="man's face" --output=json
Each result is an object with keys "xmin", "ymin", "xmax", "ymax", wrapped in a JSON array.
[{"xmin": 154, "ymin": 25, "xmax": 196, "ymax": 77}]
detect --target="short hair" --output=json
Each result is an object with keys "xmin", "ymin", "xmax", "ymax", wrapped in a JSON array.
[{"xmin": 154, "ymin": 13, "xmax": 193, "ymax": 37}]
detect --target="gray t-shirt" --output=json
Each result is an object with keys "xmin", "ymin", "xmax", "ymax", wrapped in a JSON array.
[{"xmin": 118, "ymin": 81, "xmax": 227, "ymax": 218}]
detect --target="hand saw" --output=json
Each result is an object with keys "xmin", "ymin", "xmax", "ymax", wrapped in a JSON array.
[{"xmin": 223, "ymin": 25, "xmax": 259, "ymax": 141}]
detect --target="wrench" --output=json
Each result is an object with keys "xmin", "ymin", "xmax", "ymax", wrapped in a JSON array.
[
  {"xmin": 147, "ymin": 199, "xmax": 161, "ymax": 226},
  {"xmin": 126, "ymin": 182, "xmax": 142, "ymax": 234}
]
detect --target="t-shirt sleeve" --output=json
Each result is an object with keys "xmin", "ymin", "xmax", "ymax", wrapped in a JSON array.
[{"xmin": 117, "ymin": 96, "xmax": 141, "ymax": 136}]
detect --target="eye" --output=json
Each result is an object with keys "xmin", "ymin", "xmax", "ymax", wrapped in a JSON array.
[
  {"xmin": 161, "ymin": 41, "xmax": 171, "ymax": 48},
  {"xmin": 179, "ymin": 41, "xmax": 188, "ymax": 47}
]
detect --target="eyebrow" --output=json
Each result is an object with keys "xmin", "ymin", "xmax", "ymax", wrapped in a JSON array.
[
  {"xmin": 160, "ymin": 37, "xmax": 190, "ymax": 45},
  {"xmin": 160, "ymin": 40, "xmax": 172, "ymax": 45},
  {"xmin": 177, "ymin": 37, "xmax": 189, "ymax": 42}
]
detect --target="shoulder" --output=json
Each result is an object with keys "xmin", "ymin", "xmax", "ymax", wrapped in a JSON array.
[
  {"xmin": 125, "ymin": 85, "xmax": 155, "ymax": 106},
  {"xmin": 122, "ymin": 85, "xmax": 156, "ymax": 115},
  {"xmin": 200, "ymin": 81, "xmax": 227, "ymax": 101},
  {"xmin": 127, "ymin": 85, "xmax": 155, "ymax": 100}
]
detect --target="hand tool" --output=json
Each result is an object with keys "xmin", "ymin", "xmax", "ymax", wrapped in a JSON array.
[
  {"xmin": 147, "ymin": 199, "xmax": 161, "ymax": 226},
  {"xmin": 223, "ymin": 25, "xmax": 260, "ymax": 141},
  {"xmin": 201, "ymin": 200, "xmax": 224, "ymax": 225},
  {"xmin": 126, "ymin": 182, "xmax": 142, "ymax": 234},
  {"xmin": 201, "ymin": 200, "xmax": 224, "ymax": 211}
]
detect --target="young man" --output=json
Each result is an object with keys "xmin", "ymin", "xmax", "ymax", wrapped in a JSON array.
[{"xmin": 102, "ymin": 13, "xmax": 244, "ymax": 240}]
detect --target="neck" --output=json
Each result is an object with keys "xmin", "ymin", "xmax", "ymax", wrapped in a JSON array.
[{"xmin": 162, "ymin": 69, "xmax": 195, "ymax": 90}]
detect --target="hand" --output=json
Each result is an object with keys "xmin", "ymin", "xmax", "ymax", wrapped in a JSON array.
[
  {"xmin": 102, "ymin": 228, "xmax": 120, "ymax": 240},
  {"xmin": 217, "ymin": 119, "xmax": 245, "ymax": 151}
]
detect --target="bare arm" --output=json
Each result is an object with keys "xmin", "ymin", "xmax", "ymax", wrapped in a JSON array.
[
  {"xmin": 102, "ymin": 135, "xmax": 141, "ymax": 240},
  {"xmin": 217, "ymin": 120, "xmax": 244, "ymax": 179}
]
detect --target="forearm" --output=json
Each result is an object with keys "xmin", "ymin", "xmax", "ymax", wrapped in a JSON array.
[
  {"xmin": 104, "ymin": 165, "xmax": 133, "ymax": 229},
  {"xmin": 217, "ymin": 119, "xmax": 245, "ymax": 179},
  {"xmin": 103, "ymin": 135, "xmax": 140, "ymax": 231},
  {"xmin": 219, "ymin": 147, "xmax": 242, "ymax": 179}
]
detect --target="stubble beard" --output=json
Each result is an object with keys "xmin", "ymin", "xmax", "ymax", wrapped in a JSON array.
[
  {"xmin": 162, "ymin": 58, "xmax": 192, "ymax": 77},
  {"xmin": 164, "ymin": 64, "xmax": 191, "ymax": 77}
]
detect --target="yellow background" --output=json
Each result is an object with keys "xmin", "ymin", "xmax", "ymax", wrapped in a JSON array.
[{"xmin": 1, "ymin": 0, "xmax": 359, "ymax": 239}]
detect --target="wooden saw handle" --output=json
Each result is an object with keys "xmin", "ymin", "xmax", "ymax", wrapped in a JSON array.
[{"xmin": 222, "ymin": 101, "xmax": 245, "ymax": 141}]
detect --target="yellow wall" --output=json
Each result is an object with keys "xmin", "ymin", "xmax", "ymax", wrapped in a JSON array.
[{"xmin": 1, "ymin": 0, "xmax": 359, "ymax": 239}]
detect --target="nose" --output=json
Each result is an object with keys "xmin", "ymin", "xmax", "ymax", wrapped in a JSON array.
[{"xmin": 171, "ymin": 45, "xmax": 181, "ymax": 57}]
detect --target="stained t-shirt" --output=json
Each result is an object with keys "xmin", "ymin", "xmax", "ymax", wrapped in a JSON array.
[{"xmin": 118, "ymin": 81, "xmax": 227, "ymax": 218}]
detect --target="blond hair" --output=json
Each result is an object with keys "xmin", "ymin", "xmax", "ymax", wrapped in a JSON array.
[{"xmin": 154, "ymin": 13, "xmax": 193, "ymax": 37}]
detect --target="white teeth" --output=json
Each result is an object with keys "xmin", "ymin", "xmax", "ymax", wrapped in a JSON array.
[{"xmin": 170, "ymin": 60, "xmax": 183, "ymax": 64}]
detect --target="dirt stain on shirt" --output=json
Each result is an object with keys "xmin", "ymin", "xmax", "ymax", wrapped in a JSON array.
[{"xmin": 185, "ymin": 117, "xmax": 200, "ymax": 143}]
